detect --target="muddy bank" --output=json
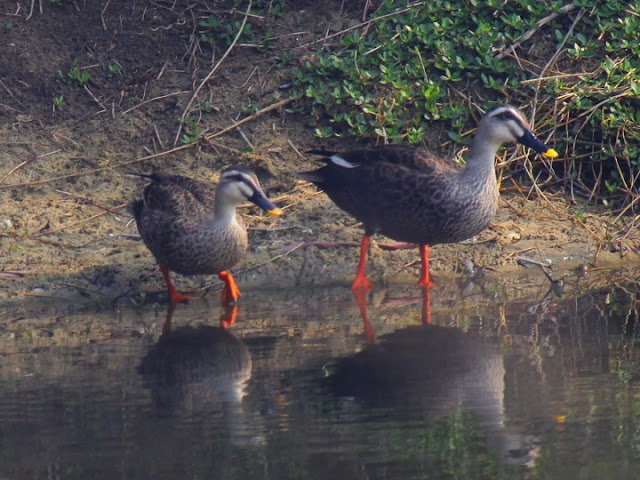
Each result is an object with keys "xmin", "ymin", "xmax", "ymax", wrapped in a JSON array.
[{"xmin": 1, "ymin": 0, "xmax": 639, "ymax": 321}]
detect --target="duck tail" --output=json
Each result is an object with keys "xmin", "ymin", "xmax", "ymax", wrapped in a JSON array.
[
  {"xmin": 130, "ymin": 199, "xmax": 145, "ymax": 223},
  {"xmin": 127, "ymin": 172, "xmax": 160, "ymax": 181}
]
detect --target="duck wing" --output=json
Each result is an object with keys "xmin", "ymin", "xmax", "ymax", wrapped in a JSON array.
[
  {"xmin": 135, "ymin": 174, "xmax": 215, "ymax": 217},
  {"xmin": 130, "ymin": 174, "xmax": 216, "ymax": 245},
  {"xmin": 307, "ymin": 144, "xmax": 457, "ymax": 175},
  {"xmin": 300, "ymin": 146, "xmax": 464, "ymax": 241}
]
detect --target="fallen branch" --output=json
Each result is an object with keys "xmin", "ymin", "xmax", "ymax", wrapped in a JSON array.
[{"xmin": 203, "ymin": 97, "xmax": 293, "ymax": 140}]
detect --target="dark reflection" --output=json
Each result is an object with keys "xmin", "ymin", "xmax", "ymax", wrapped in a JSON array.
[
  {"xmin": 327, "ymin": 324, "xmax": 535, "ymax": 465},
  {"xmin": 353, "ymin": 286, "xmax": 432, "ymax": 344},
  {"xmin": 162, "ymin": 303, "xmax": 238, "ymax": 333},
  {"xmin": 139, "ymin": 322, "xmax": 259, "ymax": 446},
  {"xmin": 4, "ymin": 280, "xmax": 640, "ymax": 479}
]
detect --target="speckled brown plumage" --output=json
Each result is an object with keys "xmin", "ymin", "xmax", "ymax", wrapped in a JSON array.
[
  {"xmin": 131, "ymin": 166, "xmax": 281, "ymax": 306},
  {"xmin": 133, "ymin": 175, "xmax": 248, "ymax": 276},
  {"xmin": 298, "ymin": 105, "xmax": 558, "ymax": 290},
  {"xmin": 304, "ymin": 144, "xmax": 499, "ymax": 245}
]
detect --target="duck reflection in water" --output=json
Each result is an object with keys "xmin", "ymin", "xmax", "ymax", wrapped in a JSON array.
[
  {"xmin": 139, "ymin": 313, "xmax": 262, "ymax": 446},
  {"xmin": 353, "ymin": 285, "xmax": 432, "ymax": 344},
  {"xmin": 162, "ymin": 302, "xmax": 239, "ymax": 334},
  {"xmin": 328, "ymin": 324, "xmax": 536, "ymax": 466}
]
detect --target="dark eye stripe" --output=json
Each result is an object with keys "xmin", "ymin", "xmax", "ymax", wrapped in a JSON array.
[
  {"xmin": 221, "ymin": 172, "xmax": 258, "ymax": 192},
  {"xmin": 223, "ymin": 173, "xmax": 245, "ymax": 182},
  {"xmin": 495, "ymin": 110, "xmax": 517, "ymax": 121},
  {"xmin": 492, "ymin": 108, "xmax": 528, "ymax": 131}
]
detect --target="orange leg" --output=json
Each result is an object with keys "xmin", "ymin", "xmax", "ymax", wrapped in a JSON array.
[
  {"xmin": 219, "ymin": 270, "xmax": 241, "ymax": 305},
  {"xmin": 352, "ymin": 288, "xmax": 376, "ymax": 345},
  {"xmin": 160, "ymin": 264, "xmax": 198, "ymax": 307},
  {"xmin": 162, "ymin": 302, "xmax": 177, "ymax": 335},
  {"xmin": 220, "ymin": 304, "xmax": 239, "ymax": 328},
  {"xmin": 418, "ymin": 244, "xmax": 433, "ymax": 287},
  {"xmin": 421, "ymin": 285, "xmax": 432, "ymax": 325},
  {"xmin": 352, "ymin": 235, "xmax": 374, "ymax": 293}
]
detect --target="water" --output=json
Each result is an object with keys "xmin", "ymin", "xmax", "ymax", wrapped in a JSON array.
[{"xmin": 1, "ymin": 272, "xmax": 640, "ymax": 479}]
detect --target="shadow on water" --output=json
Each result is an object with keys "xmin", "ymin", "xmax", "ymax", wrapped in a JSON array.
[{"xmin": 2, "ymin": 271, "xmax": 640, "ymax": 478}]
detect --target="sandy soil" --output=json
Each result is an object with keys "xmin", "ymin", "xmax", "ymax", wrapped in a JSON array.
[{"xmin": 2, "ymin": 0, "xmax": 640, "ymax": 320}]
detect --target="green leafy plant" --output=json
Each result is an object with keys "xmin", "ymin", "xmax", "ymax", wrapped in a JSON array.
[
  {"xmin": 107, "ymin": 62, "xmax": 121, "ymax": 77},
  {"xmin": 277, "ymin": 50, "xmax": 295, "ymax": 68},
  {"xmin": 180, "ymin": 116, "xmax": 202, "ymax": 144},
  {"xmin": 59, "ymin": 59, "xmax": 91, "ymax": 86},
  {"xmin": 200, "ymin": 100, "xmax": 216, "ymax": 113},
  {"xmin": 53, "ymin": 95, "xmax": 65, "ymax": 110},
  {"xmin": 198, "ymin": 0, "xmax": 285, "ymax": 50},
  {"xmin": 291, "ymin": 0, "xmax": 640, "ymax": 207}
]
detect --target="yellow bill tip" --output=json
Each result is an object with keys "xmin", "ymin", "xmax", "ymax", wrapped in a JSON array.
[
  {"xmin": 543, "ymin": 148, "xmax": 559, "ymax": 159},
  {"xmin": 268, "ymin": 208, "xmax": 283, "ymax": 216}
]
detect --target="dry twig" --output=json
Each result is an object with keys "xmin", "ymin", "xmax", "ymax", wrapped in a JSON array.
[
  {"xmin": 175, "ymin": 0, "xmax": 253, "ymax": 145},
  {"xmin": 0, "ymin": 158, "xmax": 36, "ymax": 185},
  {"xmin": 496, "ymin": 3, "xmax": 579, "ymax": 59},
  {"xmin": 27, "ymin": 203, "xmax": 128, "ymax": 239},
  {"xmin": 203, "ymin": 98, "xmax": 292, "ymax": 140},
  {"xmin": 200, "ymin": 241, "xmax": 306, "ymax": 291},
  {"xmin": 121, "ymin": 91, "xmax": 190, "ymax": 116},
  {"xmin": 0, "ymin": 144, "xmax": 194, "ymax": 190},
  {"xmin": 295, "ymin": 2, "xmax": 424, "ymax": 50}
]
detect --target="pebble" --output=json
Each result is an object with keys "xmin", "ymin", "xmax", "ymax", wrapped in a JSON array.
[
  {"xmin": 459, "ymin": 258, "xmax": 476, "ymax": 275},
  {"xmin": 504, "ymin": 231, "xmax": 521, "ymax": 242},
  {"xmin": 0, "ymin": 219, "xmax": 13, "ymax": 230}
]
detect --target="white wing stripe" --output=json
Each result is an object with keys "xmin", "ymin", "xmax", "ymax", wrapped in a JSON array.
[{"xmin": 330, "ymin": 154, "xmax": 358, "ymax": 169}]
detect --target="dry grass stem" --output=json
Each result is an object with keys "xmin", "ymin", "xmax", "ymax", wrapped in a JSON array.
[
  {"xmin": 56, "ymin": 189, "xmax": 126, "ymax": 214},
  {"xmin": 175, "ymin": 0, "xmax": 253, "ymax": 145},
  {"xmin": 0, "ymin": 158, "xmax": 35, "ymax": 185},
  {"xmin": 295, "ymin": 2, "xmax": 424, "ymax": 50},
  {"xmin": 496, "ymin": 3, "xmax": 579, "ymax": 59},
  {"xmin": 121, "ymin": 91, "xmax": 190, "ymax": 116},
  {"xmin": 0, "ymin": 144, "xmax": 195, "ymax": 190},
  {"xmin": 203, "ymin": 98, "xmax": 292, "ymax": 140},
  {"xmin": 27, "ymin": 203, "xmax": 128, "ymax": 239},
  {"xmin": 200, "ymin": 241, "xmax": 306, "ymax": 291}
]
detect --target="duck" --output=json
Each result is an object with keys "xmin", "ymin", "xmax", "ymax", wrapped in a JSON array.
[
  {"xmin": 297, "ymin": 105, "xmax": 558, "ymax": 291},
  {"xmin": 131, "ymin": 166, "xmax": 282, "ymax": 307}
]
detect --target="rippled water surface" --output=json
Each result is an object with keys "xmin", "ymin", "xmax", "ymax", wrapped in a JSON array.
[{"xmin": 2, "ymin": 272, "xmax": 640, "ymax": 479}]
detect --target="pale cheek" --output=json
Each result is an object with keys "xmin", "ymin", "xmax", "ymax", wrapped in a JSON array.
[{"xmin": 233, "ymin": 186, "xmax": 254, "ymax": 202}]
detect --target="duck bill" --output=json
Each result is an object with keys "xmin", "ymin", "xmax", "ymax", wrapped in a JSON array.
[
  {"xmin": 249, "ymin": 191, "xmax": 282, "ymax": 216},
  {"xmin": 518, "ymin": 130, "xmax": 559, "ymax": 159}
]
